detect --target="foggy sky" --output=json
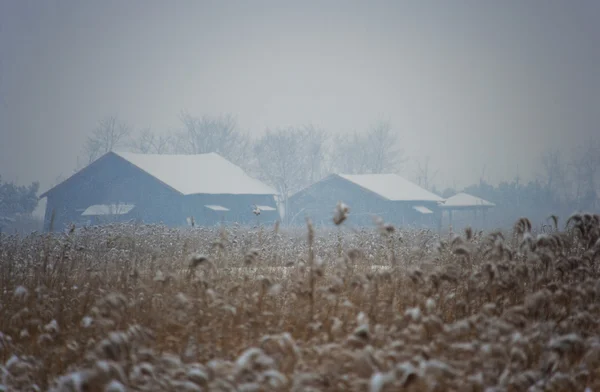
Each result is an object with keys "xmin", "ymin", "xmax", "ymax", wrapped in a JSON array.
[{"xmin": 1, "ymin": 0, "xmax": 599, "ymax": 198}]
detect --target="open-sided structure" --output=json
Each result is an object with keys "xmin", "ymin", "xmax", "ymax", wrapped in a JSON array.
[
  {"xmin": 40, "ymin": 151, "xmax": 278, "ymax": 231},
  {"xmin": 288, "ymin": 173, "xmax": 444, "ymax": 227},
  {"xmin": 439, "ymin": 192, "xmax": 495, "ymax": 228}
]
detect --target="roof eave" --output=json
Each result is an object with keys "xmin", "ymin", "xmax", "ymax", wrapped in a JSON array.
[
  {"xmin": 337, "ymin": 174, "xmax": 444, "ymax": 203},
  {"xmin": 440, "ymin": 204, "xmax": 495, "ymax": 209},
  {"xmin": 391, "ymin": 199, "xmax": 445, "ymax": 203},
  {"xmin": 184, "ymin": 192, "xmax": 277, "ymax": 197}
]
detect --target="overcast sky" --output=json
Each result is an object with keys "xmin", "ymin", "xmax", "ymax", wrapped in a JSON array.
[{"xmin": 1, "ymin": 0, "xmax": 599, "ymax": 197}]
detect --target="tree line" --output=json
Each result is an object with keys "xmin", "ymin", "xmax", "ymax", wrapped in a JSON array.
[
  {"xmin": 79, "ymin": 113, "xmax": 600, "ymax": 228},
  {"xmin": 79, "ymin": 113, "xmax": 406, "ymax": 210},
  {"xmin": 440, "ymin": 141, "xmax": 600, "ymax": 228},
  {"xmin": 0, "ymin": 176, "xmax": 40, "ymax": 232},
  {"xmin": 2, "ymin": 112, "xmax": 597, "ymax": 232}
]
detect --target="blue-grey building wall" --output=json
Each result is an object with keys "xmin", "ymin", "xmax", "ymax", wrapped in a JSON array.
[{"xmin": 288, "ymin": 175, "xmax": 442, "ymax": 228}]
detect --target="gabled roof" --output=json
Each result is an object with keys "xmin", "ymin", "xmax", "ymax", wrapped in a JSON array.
[
  {"xmin": 41, "ymin": 151, "xmax": 276, "ymax": 198},
  {"xmin": 441, "ymin": 192, "xmax": 495, "ymax": 208},
  {"xmin": 337, "ymin": 174, "xmax": 444, "ymax": 202}
]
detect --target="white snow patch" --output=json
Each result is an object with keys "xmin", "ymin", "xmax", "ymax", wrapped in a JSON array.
[
  {"xmin": 82, "ymin": 204, "xmax": 135, "ymax": 216},
  {"xmin": 204, "ymin": 205, "xmax": 229, "ymax": 211},
  {"xmin": 256, "ymin": 205, "xmax": 277, "ymax": 211},
  {"xmin": 413, "ymin": 205, "xmax": 433, "ymax": 214},
  {"xmin": 114, "ymin": 151, "xmax": 276, "ymax": 195},
  {"xmin": 441, "ymin": 192, "xmax": 495, "ymax": 208}
]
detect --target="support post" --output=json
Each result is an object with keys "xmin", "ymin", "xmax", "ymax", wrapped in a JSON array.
[{"xmin": 482, "ymin": 208, "xmax": 487, "ymax": 228}]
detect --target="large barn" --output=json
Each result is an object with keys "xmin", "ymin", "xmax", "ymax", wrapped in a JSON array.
[
  {"xmin": 287, "ymin": 173, "xmax": 444, "ymax": 228},
  {"xmin": 40, "ymin": 151, "xmax": 278, "ymax": 231}
]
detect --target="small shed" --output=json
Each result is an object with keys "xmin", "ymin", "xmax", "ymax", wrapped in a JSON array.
[
  {"xmin": 439, "ymin": 192, "xmax": 495, "ymax": 228},
  {"xmin": 288, "ymin": 173, "xmax": 444, "ymax": 228},
  {"xmin": 40, "ymin": 151, "xmax": 278, "ymax": 231}
]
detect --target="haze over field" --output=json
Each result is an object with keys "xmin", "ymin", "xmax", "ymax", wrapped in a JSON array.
[
  {"xmin": 3, "ymin": 4, "xmax": 600, "ymax": 389},
  {"xmin": 1, "ymin": 1, "xmax": 599, "ymax": 202}
]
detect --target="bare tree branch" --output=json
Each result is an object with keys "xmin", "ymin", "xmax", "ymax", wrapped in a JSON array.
[
  {"xmin": 301, "ymin": 124, "xmax": 329, "ymax": 184},
  {"xmin": 330, "ymin": 120, "xmax": 404, "ymax": 174},
  {"xmin": 570, "ymin": 137, "xmax": 600, "ymax": 208},
  {"xmin": 415, "ymin": 156, "xmax": 439, "ymax": 191},
  {"xmin": 175, "ymin": 112, "xmax": 252, "ymax": 169},
  {"xmin": 252, "ymin": 126, "xmax": 329, "ymax": 220},
  {"xmin": 539, "ymin": 149, "xmax": 571, "ymax": 202},
  {"xmin": 128, "ymin": 128, "xmax": 174, "ymax": 154},
  {"xmin": 83, "ymin": 116, "xmax": 131, "ymax": 163}
]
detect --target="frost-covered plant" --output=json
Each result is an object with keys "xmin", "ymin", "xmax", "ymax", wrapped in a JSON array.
[{"xmin": 0, "ymin": 213, "xmax": 598, "ymax": 391}]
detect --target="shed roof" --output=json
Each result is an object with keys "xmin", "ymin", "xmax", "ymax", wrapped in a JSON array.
[
  {"xmin": 114, "ymin": 151, "xmax": 276, "ymax": 195},
  {"xmin": 256, "ymin": 205, "xmax": 277, "ymax": 211},
  {"xmin": 338, "ymin": 174, "xmax": 444, "ymax": 202},
  {"xmin": 413, "ymin": 205, "xmax": 434, "ymax": 214},
  {"xmin": 441, "ymin": 192, "xmax": 495, "ymax": 208},
  {"xmin": 82, "ymin": 203, "xmax": 136, "ymax": 216},
  {"xmin": 204, "ymin": 205, "xmax": 229, "ymax": 211}
]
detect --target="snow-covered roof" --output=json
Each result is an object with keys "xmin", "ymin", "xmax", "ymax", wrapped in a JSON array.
[
  {"xmin": 441, "ymin": 192, "xmax": 495, "ymax": 208},
  {"xmin": 413, "ymin": 205, "xmax": 434, "ymax": 214},
  {"xmin": 205, "ymin": 205, "xmax": 229, "ymax": 211},
  {"xmin": 82, "ymin": 204, "xmax": 135, "ymax": 216},
  {"xmin": 256, "ymin": 205, "xmax": 277, "ymax": 211},
  {"xmin": 114, "ymin": 152, "xmax": 276, "ymax": 196},
  {"xmin": 338, "ymin": 174, "xmax": 444, "ymax": 202}
]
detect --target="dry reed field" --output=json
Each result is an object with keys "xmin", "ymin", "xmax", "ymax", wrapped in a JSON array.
[{"xmin": 1, "ymin": 208, "xmax": 600, "ymax": 391}]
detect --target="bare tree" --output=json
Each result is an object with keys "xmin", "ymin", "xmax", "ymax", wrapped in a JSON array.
[
  {"xmin": 330, "ymin": 132, "xmax": 370, "ymax": 174},
  {"xmin": 330, "ymin": 120, "xmax": 404, "ymax": 174},
  {"xmin": 367, "ymin": 120, "xmax": 404, "ymax": 173},
  {"xmin": 302, "ymin": 125, "xmax": 329, "ymax": 184},
  {"xmin": 253, "ymin": 127, "xmax": 315, "ymax": 219},
  {"xmin": 128, "ymin": 128, "xmax": 174, "ymax": 154},
  {"xmin": 540, "ymin": 149, "xmax": 571, "ymax": 202},
  {"xmin": 415, "ymin": 156, "xmax": 439, "ymax": 191},
  {"xmin": 83, "ymin": 116, "xmax": 132, "ymax": 163},
  {"xmin": 570, "ymin": 137, "xmax": 600, "ymax": 208},
  {"xmin": 175, "ymin": 112, "xmax": 252, "ymax": 168}
]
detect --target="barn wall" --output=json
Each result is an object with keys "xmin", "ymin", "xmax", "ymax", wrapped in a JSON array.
[
  {"xmin": 183, "ymin": 194, "xmax": 278, "ymax": 226},
  {"xmin": 288, "ymin": 176, "xmax": 389, "ymax": 226},
  {"xmin": 43, "ymin": 155, "xmax": 185, "ymax": 231},
  {"xmin": 392, "ymin": 201, "xmax": 442, "ymax": 229}
]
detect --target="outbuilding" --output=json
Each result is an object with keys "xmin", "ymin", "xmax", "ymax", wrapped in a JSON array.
[
  {"xmin": 439, "ymin": 192, "xmax": 495, "ymax": 229},
  {"xmin": 40, "ymin": 151, "xmax": 278, "ymax": 231},
  {"xmin": 287, "ymin": 173, "xmax": 444, "ymax": 228}
]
